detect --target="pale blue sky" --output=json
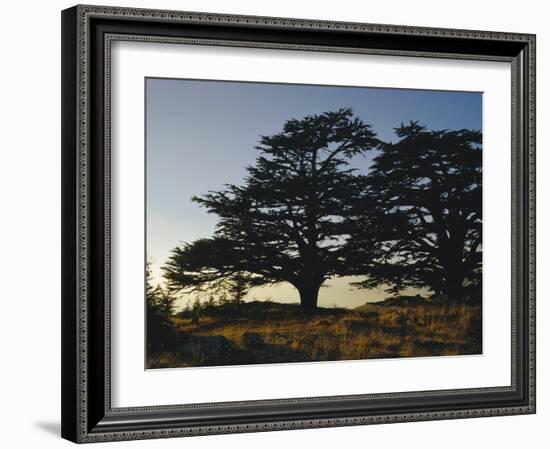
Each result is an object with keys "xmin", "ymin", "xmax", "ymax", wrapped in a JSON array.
[{"xmin": 146, "ymin": 78, "xmax": 482, "ymax": 309}]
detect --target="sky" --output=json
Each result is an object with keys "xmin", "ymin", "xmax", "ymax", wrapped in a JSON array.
[{"xmin": 146, "ymin": 77, "xmax": 482, "ymax": 310}]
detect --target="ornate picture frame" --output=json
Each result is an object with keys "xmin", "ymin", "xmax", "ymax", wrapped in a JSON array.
[{"xmin": 61, "ymin": 4, "xmax": 535, "ymax": 443}]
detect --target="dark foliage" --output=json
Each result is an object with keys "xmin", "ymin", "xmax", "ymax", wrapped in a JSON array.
[
  {"xmin": 146, "ymin": 263, "xmax": 177, "ymax": 353},
  {"xmin": 162, "ymin": 238, "xmax": 255, "ymax": 302},
  {"xmin": 348, "ymin": 122, "xmax": 482, "ymax": 301},
  {"xmin": 163, "ymin": 109, "xmax": 381, "ymax": 309}
]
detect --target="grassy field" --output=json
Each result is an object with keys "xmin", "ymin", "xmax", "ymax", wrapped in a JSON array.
[{"xmin": 147, "ymin": 298, "xmax": 482, "ymax": 369}]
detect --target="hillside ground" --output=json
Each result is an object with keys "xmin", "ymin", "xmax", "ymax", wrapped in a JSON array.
[{"xmin": 147, "ymin": 299, "xmax": 482, "ymax": 368}]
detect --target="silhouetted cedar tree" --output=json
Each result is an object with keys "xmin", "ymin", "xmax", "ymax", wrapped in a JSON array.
[
  {"xmin": 163, "ymin": 109, "xmax": 381, "ymax": 309},
  {"xmin": 348, "ymin": 122, "xmax": 482, "ymax": 302}
]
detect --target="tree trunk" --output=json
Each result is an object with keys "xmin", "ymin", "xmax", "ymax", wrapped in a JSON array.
[
  {"xmin": 440, "ymin": 241, "xmax": 466, "ymax": 302},
  {"xmin": 442, "ymin": 271, "xmax": 465, "ymax": 303},
  {"xmin": 297, "ymin": 281, "xmax": 321, "ymax": 310}
]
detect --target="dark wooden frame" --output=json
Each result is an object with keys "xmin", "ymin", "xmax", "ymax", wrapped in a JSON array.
[{"xmin": 61, "ymin": 4, "xmax": 536, "ymax": 443}]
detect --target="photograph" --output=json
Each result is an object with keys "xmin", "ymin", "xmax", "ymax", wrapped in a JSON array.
[
  {"xmin": 57, "ymin": 3, "xmax": 536, "ymax": 443},
  {"xmin": 145, "ymin": 78, "xmax": 483, "ymax": 369}
]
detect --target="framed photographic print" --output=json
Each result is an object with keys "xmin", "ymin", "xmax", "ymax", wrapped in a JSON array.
[{"xmin": 61, "ymin": 4, "xmax": 536, "ymax": 443}]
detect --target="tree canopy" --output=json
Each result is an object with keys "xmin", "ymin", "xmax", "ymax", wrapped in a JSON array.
[
  {"xmin": 348, "ymin": 122, "xmax": 482, "ymax": 301},
  {"xmin": 163, "ymin": 108, "xmax": 381, "ymax": 309},
  {"xmin": 162, "ymin": 113, "xmax": 483, "ymax": 308}
]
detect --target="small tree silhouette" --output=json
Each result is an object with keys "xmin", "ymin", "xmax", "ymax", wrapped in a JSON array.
[
  {"xmin": 163, "ymin": 109, "xmax": 381, "ymax": 309},
  {"xmin": 226, "ymin": 273, "xmax": 251, "ymax": 303},
  {"xmin": 146, "ymin": 262, "xmax": 176, "ymax": 353}
]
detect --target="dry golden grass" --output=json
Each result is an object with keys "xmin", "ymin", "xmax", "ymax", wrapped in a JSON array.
[{"xmin": 147, "ymin": 301, "xmax": 481, "ymax": 368}]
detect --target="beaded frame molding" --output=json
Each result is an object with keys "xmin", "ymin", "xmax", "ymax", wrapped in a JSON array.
[{"xmin": 61, "ymin": 4, "xmax": 536, "ymax": 443}]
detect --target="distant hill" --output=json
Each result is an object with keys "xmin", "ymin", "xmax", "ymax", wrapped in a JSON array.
[
  {"xmin": 355, "ymin": 295, "xmax": 431, "ymax": 312},
  {"xmin": 176, "ymin": 300, "xmax": 352, "ymax": 321}
]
